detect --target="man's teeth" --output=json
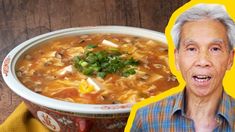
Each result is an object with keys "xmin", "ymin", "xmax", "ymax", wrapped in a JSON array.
[{"xmin": 193, "ymin": 75, "xmax": 211, "ymax": 82}]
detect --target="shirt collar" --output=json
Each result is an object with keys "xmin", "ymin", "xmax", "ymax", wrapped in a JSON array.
[
  {"xmin": 171, "ymin": 89, "xmax": 234, "ymax": 127},
  {"xmin": 171, "ymin": 89, "xmax": 186, "ymax": 117},
  {"xmin": 216, "ymin": 91, "xmax": 234, "ymax": 127}
]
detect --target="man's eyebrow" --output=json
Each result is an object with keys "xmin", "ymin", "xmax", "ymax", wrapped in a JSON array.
[
  {"xmin": 212, "ymin": 39, "xmax": 225, "ymax": 44},
  {"xmin": 181, "ymin": 39, "xmax": 197, "ymax": 46}
]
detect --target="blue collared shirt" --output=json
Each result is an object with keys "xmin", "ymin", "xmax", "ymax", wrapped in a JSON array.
[{"xmin": 131, "ymin": 90, "xmax": 235, "ymax": 132}]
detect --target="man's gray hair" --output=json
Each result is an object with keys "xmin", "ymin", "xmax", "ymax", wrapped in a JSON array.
[{"xmin": 171, "ymin": 4, "xmax": 235, "ymax": 50}]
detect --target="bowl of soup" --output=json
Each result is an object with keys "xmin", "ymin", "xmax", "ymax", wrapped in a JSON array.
[{"xmin": 1, "ymin": 26, "xmax": 178, "ymax": 131}]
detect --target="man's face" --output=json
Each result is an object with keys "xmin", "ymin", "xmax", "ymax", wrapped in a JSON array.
[{"xmin": 175, "ymin": 19, "xmax": 234, "ymax": 97}]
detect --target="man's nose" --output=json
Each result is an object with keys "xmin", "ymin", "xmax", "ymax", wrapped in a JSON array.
[{"xmin": 195, "ymin": 51, "xmax": 212, "ymax": 67}]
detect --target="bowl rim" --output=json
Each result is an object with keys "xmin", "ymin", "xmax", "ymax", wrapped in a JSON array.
[{"xmin": 1, "ymin": 26, "xmax": 167, "ymax": 114}]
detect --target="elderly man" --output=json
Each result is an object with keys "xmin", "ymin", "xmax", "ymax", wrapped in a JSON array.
[{"xmin": 131, "ymin": 4, "xmax": 235, "ymax": 132}]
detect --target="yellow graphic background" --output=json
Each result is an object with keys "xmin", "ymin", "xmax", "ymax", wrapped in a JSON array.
[{"xmin": 125, "ymin": 0, "xmax": 235, "ymax": 131}]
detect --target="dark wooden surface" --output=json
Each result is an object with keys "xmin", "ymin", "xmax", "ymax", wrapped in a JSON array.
[{"xmin": 0, "ymin": 0, "xmax": 189, "ymax": 124}]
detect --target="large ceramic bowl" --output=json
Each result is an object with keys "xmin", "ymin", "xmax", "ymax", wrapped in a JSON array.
[{"xmin": 1, "ymin": 26, "xmax": 167, "ymax": 132}]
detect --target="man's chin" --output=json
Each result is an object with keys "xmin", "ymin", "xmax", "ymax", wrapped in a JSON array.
[{"xmin": 187, "ymin": 85, "xmax": 212, "ymax": 97}]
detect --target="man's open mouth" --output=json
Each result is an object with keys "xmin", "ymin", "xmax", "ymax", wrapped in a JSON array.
[{"xmin": 192, "ymin": 75, "xmax": 211, "ymax": 82}]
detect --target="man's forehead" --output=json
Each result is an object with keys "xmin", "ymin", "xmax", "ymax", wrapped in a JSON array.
[
  {"xmin": 179, "ymin": 19, "xmax": 228, "ymax": 47},
  {"xmin": 181, "ymin": 38, "xmax": 226, "ymax": 45}
]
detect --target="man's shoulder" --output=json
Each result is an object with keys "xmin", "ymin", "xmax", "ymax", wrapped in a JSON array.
[
  {"xmin": 137, "ymin": 92, "xmax": 180, "ymax": 115},
  {"xmin": 224, "ymin": 91, "xmax": 235, "ymax": 108},
  {"xmin": 227, "ymin": 93, "xmax": 235, "ymax": 114},
  {"xmin": 229, "ymin": 94, "xmax": 235, "ymax": 106}
]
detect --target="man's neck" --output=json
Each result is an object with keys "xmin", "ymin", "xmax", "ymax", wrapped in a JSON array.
[{"xmin": 185, "ymin": 87, "xmax": 223, "ymax": 132}]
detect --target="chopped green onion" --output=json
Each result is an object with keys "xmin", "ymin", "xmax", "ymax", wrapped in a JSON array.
[
  {"xmin": 74, "ymin": 46, "xmax": 139, "ymax": 78},
  {"xmin": 97, "ymin": 72, "xmax": 106, "ymax": 78},
  {"xmin": 86, "ymin": 44, "xmax": 97, "ymax": 49},
  {"xmin": 80, "ymin": 61, "xmax": 88, "ymax": 67},
  {"xmin": 122, "ymin": 68, "xmax": 136, "ymax": 77}
]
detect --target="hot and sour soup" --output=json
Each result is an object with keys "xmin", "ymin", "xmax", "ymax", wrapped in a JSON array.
[{"xmin": 16, "ymin": 34, "xmax": 178, "ymax": 104}]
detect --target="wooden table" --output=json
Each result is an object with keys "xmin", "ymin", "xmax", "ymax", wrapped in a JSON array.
[{"xmin": 0, "ymin": 0, "xmax": 189, "ymax": 124}]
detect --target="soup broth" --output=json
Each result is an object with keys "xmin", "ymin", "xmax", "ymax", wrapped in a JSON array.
[{"xmin": 16, "ymin": 34, "xmax": 178, "ymax": 104}]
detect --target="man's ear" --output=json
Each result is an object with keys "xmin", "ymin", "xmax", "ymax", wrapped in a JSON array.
[
  {"xmin": 227, "ymin": 49, "xmax": 234, "ymax": 70},
  {"xmin": 174, "ymin": 49, "xmax": 180, "ymax": 71}
]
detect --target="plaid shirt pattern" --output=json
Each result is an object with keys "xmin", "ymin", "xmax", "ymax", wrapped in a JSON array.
[{"xmin": 131, "ymin": 90, "xmax": 235, "ymax": 132}]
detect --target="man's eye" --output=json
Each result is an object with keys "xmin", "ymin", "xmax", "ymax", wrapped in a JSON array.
[
  {"xmin": 211, "ymin": 47, "xmax": 221, "ymax": 52},
  {"xmin": 187, "ymin": 47, "xmax": 196, "ymax": 51}
]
